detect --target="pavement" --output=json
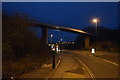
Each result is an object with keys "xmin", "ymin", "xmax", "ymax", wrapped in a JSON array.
[
  {"xmin": 47, "ymin": 52, "xmax": 88, "ymax": 78},
  {"xmin": 19, "ymin": 50, "xmax": 119, "ymax": 79},
  {"xmin": 20, "ymin": 51, "xmax": 90, "ymax": 79}
]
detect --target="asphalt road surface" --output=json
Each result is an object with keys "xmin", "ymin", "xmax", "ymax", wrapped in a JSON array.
[{"xmin": 63, "ymin": 50, "xmax": 119, "ymax": 78}]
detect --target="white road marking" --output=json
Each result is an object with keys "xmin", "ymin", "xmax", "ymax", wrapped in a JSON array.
[{"xmin": 72, "ymin": 56, "xmax": 96, "ymax": 80}]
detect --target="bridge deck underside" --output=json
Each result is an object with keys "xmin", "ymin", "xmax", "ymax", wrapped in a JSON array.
[{"xmin": 30, "ymin": 22, "xmax": 89, "ymax": 35}]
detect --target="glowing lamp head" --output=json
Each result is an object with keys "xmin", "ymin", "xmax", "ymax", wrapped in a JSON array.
[
  {"xmin": 92, "ymin": 18, "xmax": 98, "ymax": 23},
  {"xmin": 51, "ymin": 34, "xmax": 53, "ymax": 37}
]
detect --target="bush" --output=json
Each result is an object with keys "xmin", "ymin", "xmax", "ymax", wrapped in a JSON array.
[{"xmin": 2, "ymin": 12, "xmax": 52, "ymax": 78}]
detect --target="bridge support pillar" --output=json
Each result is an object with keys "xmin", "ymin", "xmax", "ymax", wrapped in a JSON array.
[
  {"xmin": 42, "ymin": 27, "xmax": 48, "ymax": 45},
  {"xmin": 85, "ymin": 35, "xmax": 90, "ymax": 49}
]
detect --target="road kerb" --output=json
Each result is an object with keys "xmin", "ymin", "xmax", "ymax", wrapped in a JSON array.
[
  {"xmin": 45, "ymin": 55, "xmax": 62, "ymax": 79},
  {"xmin": 55, "ymin": 55, "xmax": 62, "ymax": 68}
]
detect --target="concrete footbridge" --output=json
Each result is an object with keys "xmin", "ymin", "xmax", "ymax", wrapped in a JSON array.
[
  {"xmin": 30, "ymin": 20, "xmax": 88, "ymax": 34},
  {"xmin": 3, "ymin": 11, "xmax": 91, "ymax": 49},
  {"xmin": 30, "ymin": 20, "xmax": 90, "ymax": 49}
]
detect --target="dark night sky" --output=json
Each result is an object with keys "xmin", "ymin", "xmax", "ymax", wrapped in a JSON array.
[{"xmin": 3, "ymin": 2, "xmax": 119, "ymax": 42}]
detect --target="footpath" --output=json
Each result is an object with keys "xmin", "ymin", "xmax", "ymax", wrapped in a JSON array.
[
  {"xmin": 19, "ymin": 51, "xmax": 91, "ymax": 79},
  {"xmin": 47, "ymin": 52, "xmax": 87, "ymax": 78}
]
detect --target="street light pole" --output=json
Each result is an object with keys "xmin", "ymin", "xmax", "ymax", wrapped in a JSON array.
[
  {"xmin": 92, "ymin": 18, "xmax": 98, "ymax": 48},
  {"xmin": 95, "ymin": 20, "xmax": 98, "ymax": 39},
  {"xmin": 50, "ymin": 34, "xmax": 56, "ymax": 69},
  {"xmin": 50, "ymin": 34, "xmax": 53, "ymax": 43}
]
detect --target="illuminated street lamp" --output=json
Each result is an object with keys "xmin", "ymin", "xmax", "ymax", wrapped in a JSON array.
[
  {"xmin": 50, "ymin": 34, "xmax": 53, "ymax": 43},
  {"xmin": 60, "ymin": 38, "xmax": 63, "ymax": 42},
  {"xmin": 92, "ymin": 18, "xmax": 98, "ymax": 29}
]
